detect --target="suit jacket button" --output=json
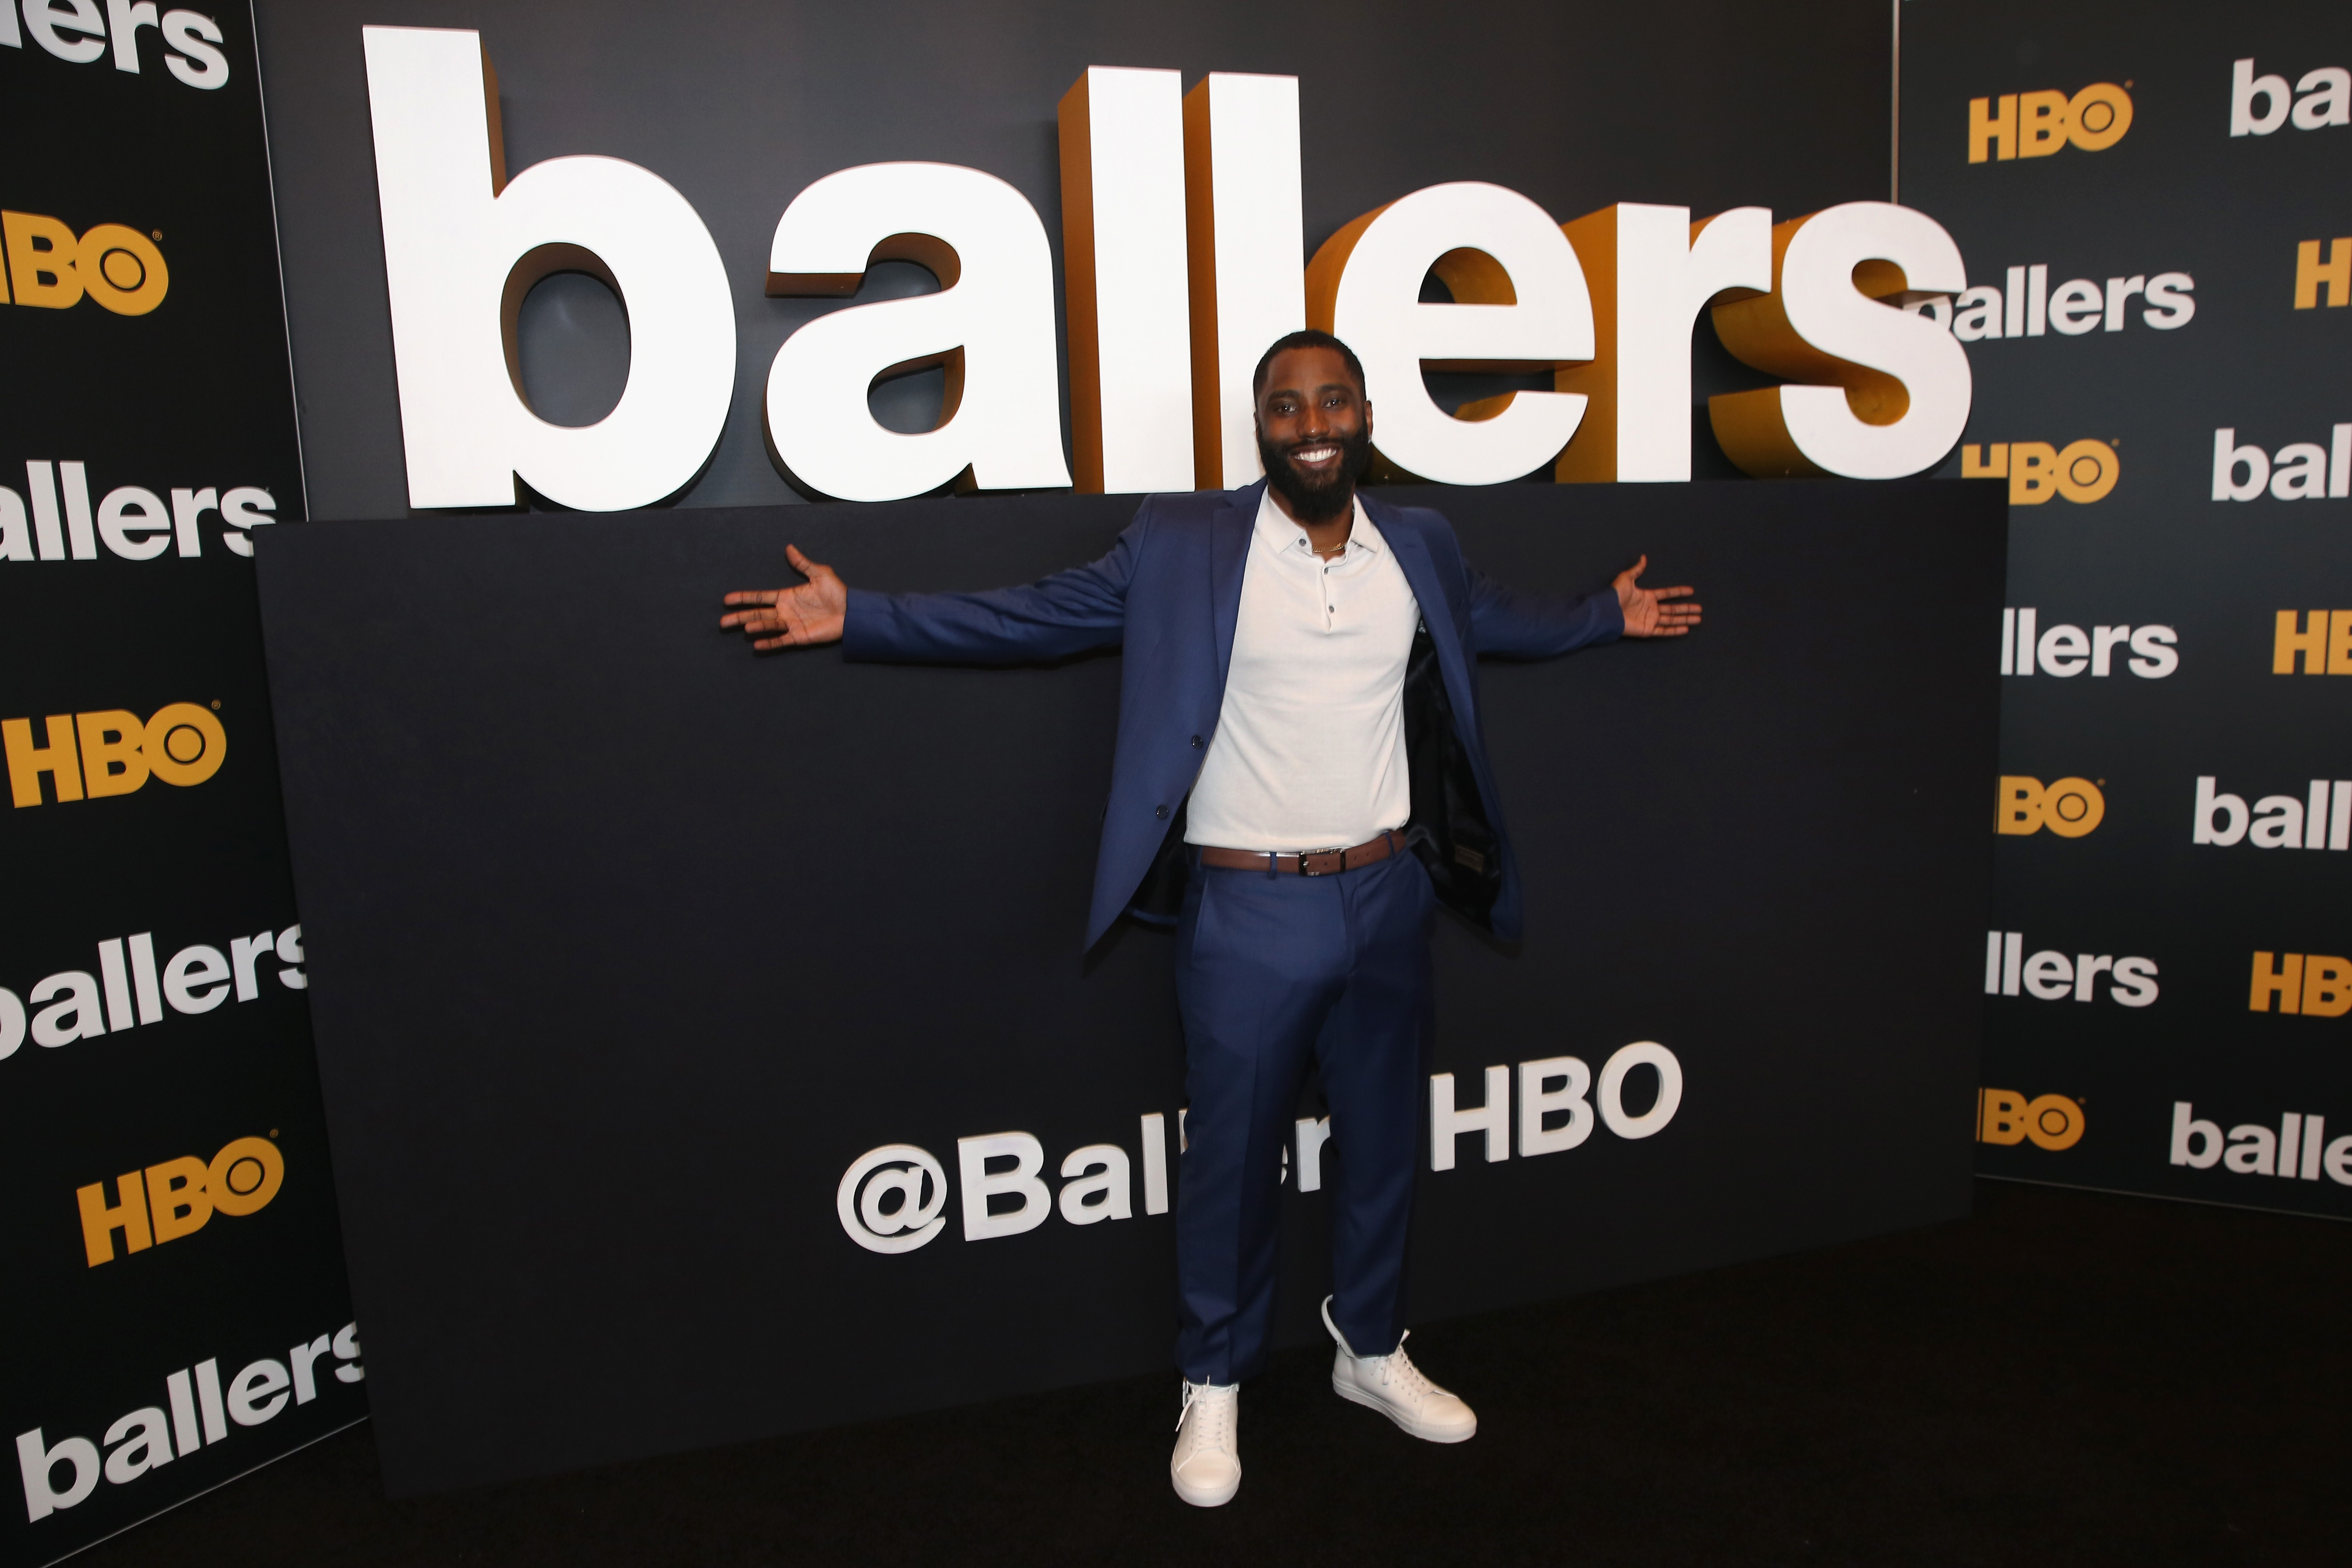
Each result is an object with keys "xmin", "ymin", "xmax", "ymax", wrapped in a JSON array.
[
  {"xmin": 1155, "ymin": 804, "xmax": 1169, "ymax": 819},
  {"xmin": 1189, "ymin": 735, "xmax": 1202, "ymax": 748}
]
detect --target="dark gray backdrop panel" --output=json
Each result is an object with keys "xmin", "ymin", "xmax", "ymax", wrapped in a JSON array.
[
  {"xmin": 0, "ymin": 11, "xmax": 360, "ymax": 1566},
  {"xmin": 248, "ymin": 0, "xmax": 1893, "ymax": 519},
  {"xmin": 1903, "ymin": 0, "xmax": 2352, "ymax": 1212},
  {"xmin": 255, "ymin": 479, "xmax": 2003, "ymax": 1494}
]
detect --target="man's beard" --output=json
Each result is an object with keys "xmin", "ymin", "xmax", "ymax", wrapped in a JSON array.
[{"xmin": 1257, "ymin": 424, "xmax": 1371, "ymax": 524}]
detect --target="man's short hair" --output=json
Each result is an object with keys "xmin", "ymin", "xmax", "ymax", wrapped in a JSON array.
[{"xmin": 1251, "ymin": 329, "xmax": 1366, "ymax": 401}]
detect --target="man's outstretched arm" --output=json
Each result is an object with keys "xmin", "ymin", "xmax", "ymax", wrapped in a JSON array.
[
  {"xmin": 1468, "ymin": 553, "xmax": 1701, "ymax": 657},
  {"xmin": 721, "ymin": 517, "xmax": 1144, "ymax": 663}
]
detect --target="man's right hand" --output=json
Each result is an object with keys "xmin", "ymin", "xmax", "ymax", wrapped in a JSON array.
[{"xmin": 721, "ymin": 544, "xmax": 848, "ymax": 650}]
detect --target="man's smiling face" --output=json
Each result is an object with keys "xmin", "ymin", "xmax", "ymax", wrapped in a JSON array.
[{"xmin": 1254, "ymin": 346, "xmax": 1372, "ymax": 524}]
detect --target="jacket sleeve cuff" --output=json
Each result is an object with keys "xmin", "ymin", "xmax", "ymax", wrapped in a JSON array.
[{"xmin": 840, "ymin": 587, "xmax": 894, "ymax": 662}]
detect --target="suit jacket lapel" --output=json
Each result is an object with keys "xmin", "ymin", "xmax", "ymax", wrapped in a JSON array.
[
  {"xmin": 1210, "ymin": 480, "xmax": 1262, "ymax": 694},
  {"xmin": 1371, "ymin": 498, "xmax": 1478, "ymax": 743}
]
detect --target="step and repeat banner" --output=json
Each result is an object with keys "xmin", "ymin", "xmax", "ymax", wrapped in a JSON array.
[
  {"xmin": 0, "ymin": 7, "xmax": 362, "ymax": 1565},
  {"xmin": 1904, "ymin": 0, "xmax": 2352, "ymax": 1215},
  {"xmin": 52, "ymin": 0, "xmax": 2322, "ymax": 1532}
]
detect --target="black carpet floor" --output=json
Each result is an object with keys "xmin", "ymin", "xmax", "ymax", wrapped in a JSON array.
[{"xmin": 80, "ymin": 1180, "xmax": 2352, "ymax": 1568}]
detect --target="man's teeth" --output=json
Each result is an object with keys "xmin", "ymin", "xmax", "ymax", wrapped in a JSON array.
[{"xmin": 1293, "ymin": 446, "xmax": 1338, "ymax": 463}]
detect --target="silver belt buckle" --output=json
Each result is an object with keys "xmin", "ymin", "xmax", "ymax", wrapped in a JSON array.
[{"xmin": 1299, "ymin": 845, "xmax": 1346, "ymax": 876}]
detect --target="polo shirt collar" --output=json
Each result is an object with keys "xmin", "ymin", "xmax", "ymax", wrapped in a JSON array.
[{"xmin": 1253, "ymin": 488, "xmax": 1381, "ymax": 555}]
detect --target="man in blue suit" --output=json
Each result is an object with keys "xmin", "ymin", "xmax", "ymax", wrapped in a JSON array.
[{"xmin": 723, "ymin": 330, "xmax": 1699, "ymax": 1507}]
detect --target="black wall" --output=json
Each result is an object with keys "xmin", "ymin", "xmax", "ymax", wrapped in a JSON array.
[
  {"xmin": 224, "ymin": 0, "xmax": 2003, "ymax": 1499},
  {"xmin": 1905, "ymin": 0, "xmax": 2352, "ymax": 1213},
  {"xmin": 0, "ymin": 11, "xmax": 360, "ymax": 1567},
  {"xmin": 255, "ymin": 479, "xmax": 2003, "ymax": 1494}
]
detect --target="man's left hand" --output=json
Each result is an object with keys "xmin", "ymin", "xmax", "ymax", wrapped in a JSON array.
[{"xmin": 1613, "ymin": 554, "xmax": 1701, "ymax": 638}]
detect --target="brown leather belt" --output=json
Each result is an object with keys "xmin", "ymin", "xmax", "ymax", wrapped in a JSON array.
[{"xmin": 1195, "ymin": 830, "xmax": 1402, "ymax": 877}]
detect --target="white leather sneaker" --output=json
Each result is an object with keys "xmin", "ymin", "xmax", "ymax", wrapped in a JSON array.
[
  {"xmin": 1170, "ymin": 1380, "xmax": 1242, "ymax": 1507},
  {"xmin": 1322, "ymin": 1296, "xmax": 1477, "ymax": 1443}
]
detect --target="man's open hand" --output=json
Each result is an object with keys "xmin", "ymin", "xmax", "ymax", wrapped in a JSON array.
[
  {"xmin": 721, "ymin": 545, "xmax": 848, "ymax": 650},
  {"xmin": 1613, "ymin": 554, "xmax": 1702, "ymax": 639}
]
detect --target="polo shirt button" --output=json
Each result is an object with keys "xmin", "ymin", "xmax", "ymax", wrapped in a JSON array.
[{"xmin": 1155, "ymin": 804, "xmax": 1169, "ymax": 819}]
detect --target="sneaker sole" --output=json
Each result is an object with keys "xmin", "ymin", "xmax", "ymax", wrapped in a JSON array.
[
  {"xmin": 1170, "ymin": 1466, "xmax": 1241, "ymax": 1507},
  {"xmin": 1331, "ymin": 1376, "xmax": 1477, "ymax": 1443}
]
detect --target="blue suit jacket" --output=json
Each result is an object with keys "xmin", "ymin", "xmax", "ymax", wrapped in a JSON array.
[{"xmin": 843, "ymin": 480, "xmax": 1622, "ymax": 948}]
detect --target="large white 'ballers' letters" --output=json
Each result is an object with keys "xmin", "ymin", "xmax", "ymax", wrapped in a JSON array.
[
  {"xmin": 356, "ymin": 42, "xmax": 1972, "ymax": 510},
  {"xmin": 764, "ymin": 163, "xmax": 1071, "ymax": 503},
  {"xmin": 1557, "ymin": 204, "xmax": 1773, "ymax": 482},
  {"xmin": 1183, "ymin": 73, "xmax": 1306, "ymax": 490},
  {"xmin": 1708, "ymin": 202, "xmax": 1971, "ymax": 480},
  {"xmin": 361, "ymin": 26, "xmax": 737, "ymax": 511},
  {"xmin": 1058, "ymin": 66, "xmax": 1195, "ymax": 494},
  {"xmin": 1309, "ymin": 183, "xmax": 1595, "ymax": 486}
]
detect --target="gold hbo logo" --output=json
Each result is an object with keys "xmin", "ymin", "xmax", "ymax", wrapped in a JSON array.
[
  {"xmin": 1978, "ymin": 1089, "xmax": 2084, "ymax": 1150},
  {"xmin": 1998, "ymin": 775, "xmax": 2105, "ymax": 837},
  {"xmin": 2294, "ymin": 238, "xmax": 2348, "ymax": 310},
  {"xmin": 76, "ymin": 1135, "xmax": 285, "ymax": 1267},
  {"xmin": 1969, "ymin": 84, "xmax": 2133, "ymax": 162},
  {"xmin": 1960, "ymin": 441, "xmax": 2119, "ymax": 504},
  {"xmin": 1, "ymin": 210, "xmax": 168, "ymax": 315},
  {"xmin": 2249, "ymin": 953, "xmax": 2352, "ymax": 1017},
  {"xmin": 3, "ymin": 703, "xmax": 225, "ymax": 808},
  {"xmin": 2274, "ymin": 611, "xmax": 2352, "ymax": 675}
]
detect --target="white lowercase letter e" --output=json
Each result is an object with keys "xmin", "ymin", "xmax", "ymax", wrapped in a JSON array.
[
  {"xmin": 362, "ymin": 27, "xmax": 736, "ymax": 511},
  {"xmin": 1310, "ymin": 182, "xmax": 1594, "ymax": 485}
]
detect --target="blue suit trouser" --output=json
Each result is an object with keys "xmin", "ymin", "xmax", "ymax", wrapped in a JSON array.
[{"xmin": 1172, "ymin": 846, "xmax": 1435, "ymax": 1384}]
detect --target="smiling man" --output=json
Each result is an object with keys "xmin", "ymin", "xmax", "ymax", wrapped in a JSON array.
[{"xmin": 721, "ymin": 329, "xmax": 1699, "ymax": 1507}]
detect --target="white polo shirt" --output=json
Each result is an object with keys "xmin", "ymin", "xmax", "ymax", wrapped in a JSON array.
[{"xmin": 1184, "ymin": 488, "xmax": 1421, "ymax": 852}]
